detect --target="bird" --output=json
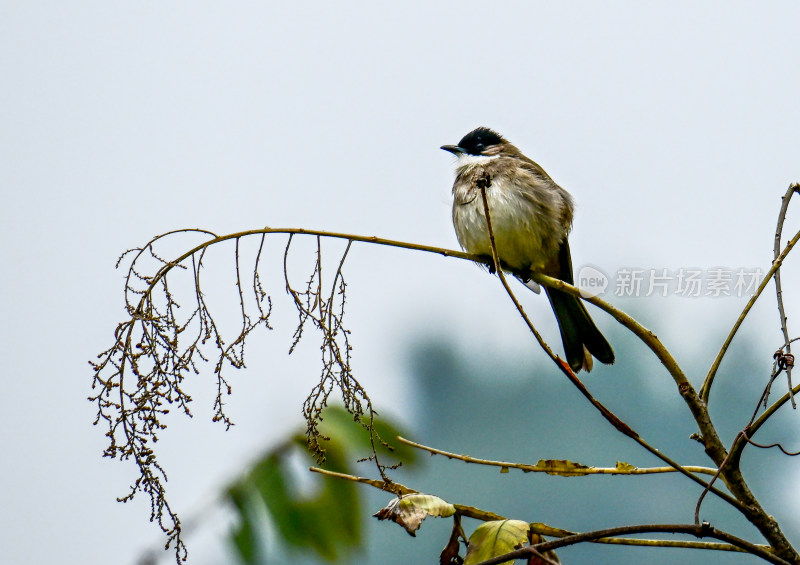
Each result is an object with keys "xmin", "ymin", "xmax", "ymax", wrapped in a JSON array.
[{"xmin": 441, "ymin": 126, "xmax": 614, "ymax": 372}]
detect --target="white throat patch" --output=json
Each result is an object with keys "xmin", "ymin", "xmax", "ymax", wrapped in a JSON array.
[{"xmin": 454, "ymin": 153, "xmax": 499, "ymax": 171}]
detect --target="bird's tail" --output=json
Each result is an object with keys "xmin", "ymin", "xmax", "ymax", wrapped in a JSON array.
[
  {"xmin": 546, "ymin": 287, "xmax": 615, "ymax": 372},
  {"xmin": 544, "ymin": 240, "xmax": 614, "ymax": 372}
]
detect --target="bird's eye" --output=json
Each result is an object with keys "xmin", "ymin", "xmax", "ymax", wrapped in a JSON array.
[{"xmin": 475, "ymin": 143, "xmax": 485, "ymax": 152}]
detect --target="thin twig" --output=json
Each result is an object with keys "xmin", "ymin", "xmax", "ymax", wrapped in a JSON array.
[
  {"xmin": 702, "ymin": 222, "xmax": 800, "ymax": 404},
  {"xmin": 309, "ymin": 467, "xmax": 414, "ymax": 496},
  {"xmin": 396, "ymin": 436, "xmax": 718, "ymax": 476},
  {"xmin": 732, "ymin": 380, "xmax": 800, "ymax": 461},
  {"xmin": 530, "ymin": 522, "xmax": 757, "ymax": 554},
  {"xmin": 773, "ymin": 183, "xmax": 800, "ymax": 407},
  {"xmin": 475, "ymin": 187, "xmax": 562, "ymax": 371},
  {"xmin": 474, "ymin": 188, "xmax": 635, "ymax": 436}
]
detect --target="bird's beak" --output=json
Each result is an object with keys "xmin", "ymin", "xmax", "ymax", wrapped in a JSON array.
[{"xmin": 440, "ymin": 144, "xmax": 464, "ymax": 155}]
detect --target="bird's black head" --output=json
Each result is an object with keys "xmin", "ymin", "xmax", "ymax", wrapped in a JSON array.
[{"xmin": 441, "ymin": 127, "xmax": 506, "ymax": 156}]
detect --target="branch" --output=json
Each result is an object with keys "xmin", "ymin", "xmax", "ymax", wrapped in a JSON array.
[
  {"xmin": 702, "ymin": 220, "xmax": 800, "ymax": 404},
  {"xmin": 396, "ymin": 436, "xmax": 718, "ymax": 476},
  {"xmin": 93, "ymin": 217, "xmax": 800, "ymax": 562},
  {"xmin": 481, "ymin": 188, "xmax": 554, "ymax": 345},
  {"xmin": 533, "ymin": 273, "xmax": 697, "ymax": 422},
  {"xmin": 536, "ymin": 270, "xmax": 798, "ymax": 559},
  {"xmin": 473, "ymin": 189, "xmax": 750, "ymax": 516},
  {"xmin": 94, "ymin": 228, "xmax": 457, "ymax": 561},
  {"xmin": 728, "ymin": 379, "xmax": 800, "ymax": 465},
  {"xmin": 311, "ymin": 468, "xmax": 775, "ymax": 560},
  {"xmin": 530, "ymin": 522, "xmax": 761, "ymax": 554},
  {"xmin": 528, "ymin": 273, "xmax": 748, "ymax": 507},
  {"xmin": 772, "ymin": 184, "xmax": 800, "ymax": 407},
  {"xmin": 135, "ymin": 228, "xmax": 477, "ymax": 299},
  {"xmin": 308, "ymin": 466, "xmax": 415, "ymax": 496},
  {"xmin": 475, "ymin": 523, "xmax": 791, "ymax": 565}
]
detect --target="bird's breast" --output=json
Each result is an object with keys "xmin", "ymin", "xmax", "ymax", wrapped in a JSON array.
[{"xmin": 452, "ymin": 176, "xmax": 561, "ymax": 273}]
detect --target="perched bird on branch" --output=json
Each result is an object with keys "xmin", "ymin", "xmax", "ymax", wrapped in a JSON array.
[{"xmin": 442, "ymin": 126, "xmax": 614, "ymax": 372}]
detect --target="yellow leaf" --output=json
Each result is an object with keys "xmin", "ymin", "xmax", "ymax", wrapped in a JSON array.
[
  {"xmin": 464, "ymin": 520, "xmax": 529, "ymax": 565},
  {"xmin": 373, "ymin": 493, "xmax": 455, "ymax": 536},
  {"xmin": 535, "ymin": 459, "xmax": 590, "ymax": 476}
]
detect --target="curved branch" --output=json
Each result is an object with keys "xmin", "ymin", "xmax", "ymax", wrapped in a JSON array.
[
  {"xmin": 136, "ymin": 227, "xmax": 477, "ymax": 304},
  {"xmin": 701, "ymin": 222, "xmax": 800, "ymax": 404}
]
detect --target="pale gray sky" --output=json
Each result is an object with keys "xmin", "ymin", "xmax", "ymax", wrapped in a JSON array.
[{"xmin": 2, "ymin": 2, "xmax": 800, "ymax": 564}]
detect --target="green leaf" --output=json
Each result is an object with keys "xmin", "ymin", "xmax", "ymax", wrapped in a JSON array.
[
  {"xmin": 463, "ymin": 520, "xmax": 530, "ymax": 565},
  {"xmin": 225, "ymin": 407, "xmax": 415, "ymax": 563},
  {"xmin": 242, "ymin": 439, "xmax": 359, "ymax": 560},
  {"xmin": 228, "ymin": 485, "xmax": 263, "ymax": 565}
]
